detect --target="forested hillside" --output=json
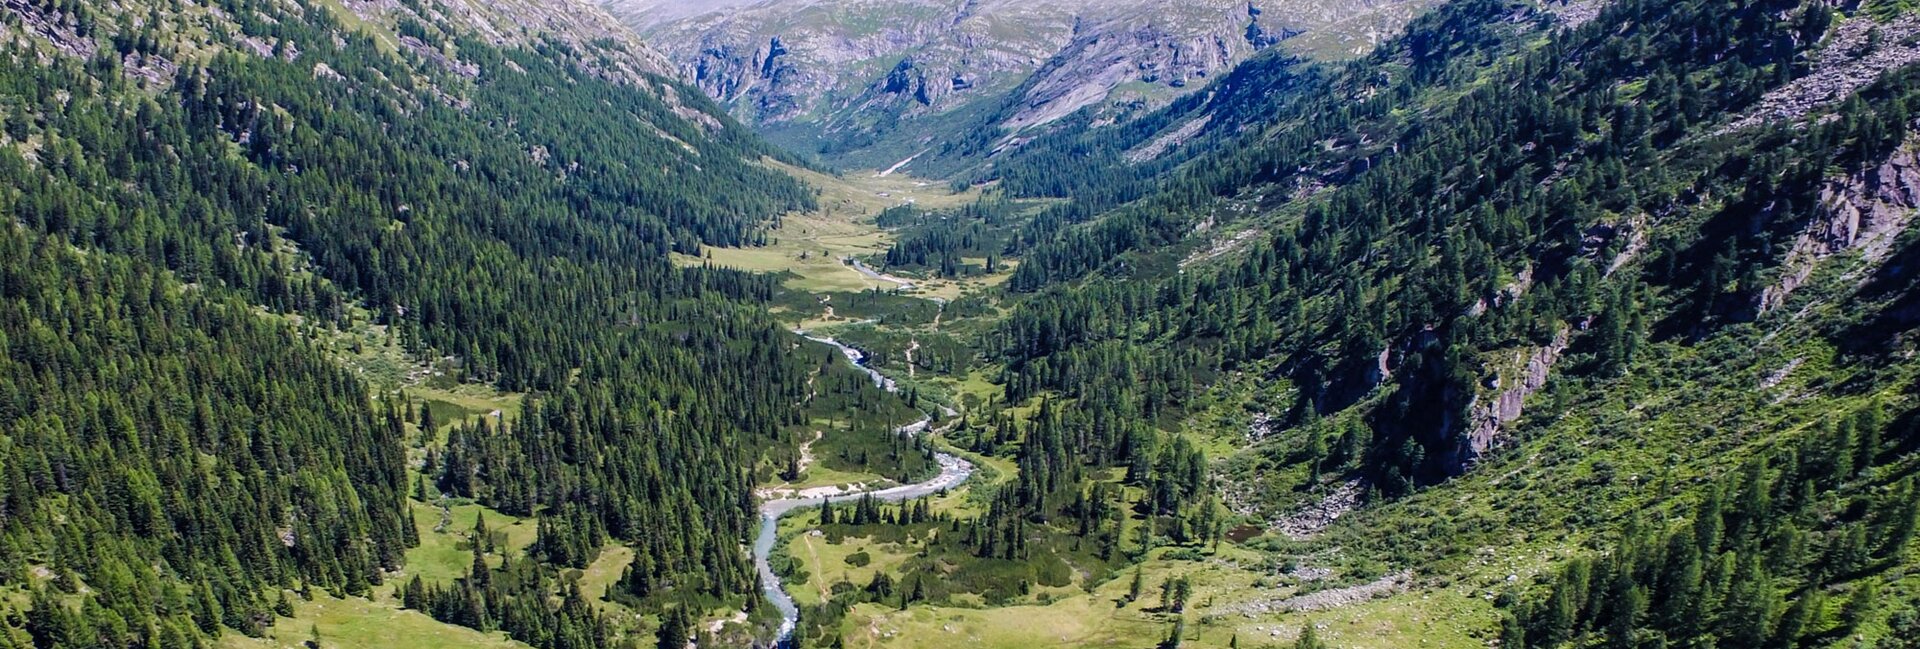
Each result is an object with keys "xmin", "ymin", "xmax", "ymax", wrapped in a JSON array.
[
  {"xmin": 11, "ymin": 0, "xmax": 1920, "ymax": 646},
  {"xmin": 0, "ymin": 0, "xmax": 920, "ymax": 647},
  {"xmin": 899, "ymin": 0, "xmax": 1920, "ymax": 645}
]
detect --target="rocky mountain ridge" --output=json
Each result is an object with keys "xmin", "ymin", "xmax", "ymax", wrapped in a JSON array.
[
  {"xmin": 605, "ymin": 0, "xmax": 1433, "ymax": 167},
  {"xmin": 333, "ymin": 0, "xmax": 687, "ymax": 95}
]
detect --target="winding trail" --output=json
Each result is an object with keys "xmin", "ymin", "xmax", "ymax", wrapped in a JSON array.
[{"xmin": 759, "ymin": 333, "xmax": 973, "ymax": 646}]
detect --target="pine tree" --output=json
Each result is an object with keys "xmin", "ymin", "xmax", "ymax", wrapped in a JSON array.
[
  {"xmin": 1294, "ymin": 624, "xmax": 1327, "ymax": 649},
  {"xmin": 1882, "ymin": 480, "xmax": 1920, "ymax": 558},
  {"xmin": 403, "ymin": 577, "xmax": 427, "ymax": 611},
  {"xmin": 469, "ymin": 546, "xmax": 491, "ymax": 590},
  {"xmin": 1157, "ymin": 618, "xmax": 1186, "ymax": 649},
  {"xmin": 1720, "ymin": 556, "xmax": 1780, "ymax": 648},
  {"xmin": 656, "ymin": 608, "xmax": 689, "ymax": 649},
  {"xmin": 1499, "ymin": 612, "xmax": 1526, "ymax": 649},
  {"xmin": 1844, "ymin": 580, "xmax": 1880, "ymax": 632}
]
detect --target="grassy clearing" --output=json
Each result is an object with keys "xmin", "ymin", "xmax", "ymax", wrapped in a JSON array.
[
  {"xmin": 310, "ymin": 0, "xmax": 401, "ymax": 54},
  {"xmin": 836, "ymin": 594, "xmax": 1166, "ymax": 649},
  {"xmin": 578, "ymin": 545, "xmax": 636, "ymax": 606},
  {"xmin": 778, "ymin": 459, "xmax": 890, "ymax": 491},
  {"xmin": 677, "ymin": 163, "xmax": 1001, "ymax": 300},
  {"xmin": 758, "ymin": 424, "xmax": 899, "ymax": 492},
  {"xmin": 408, "ymin": 384, "xmax": 521, "ymax": 422},
  {"xmin": 942, "ymin": 368, "xmax": 1004, "ymax": 414},
  {"xmin": 828, "ymin": 538, "xmax": 1494, "ymax": 649},
  {"xmin": 790, "ymin": 531, "xmax": 921, "ymax": 607},
  {"xmin": 405, "ymin": 384, "xmax": 522, "ymax": 445},
  {"xmin": 256, "ymin": 307, "xmax": 417, "ymax": 392},
  {"xmin": 402, "ymin": 500, "xmax": 538, "ymax": 586},
  {"xmin": 682, "ymin": 247, "xmax": 884, "ymax": 295},
  {"xmin": 218, "ymin": 592, "xmax": 528, "ymax": 649}
]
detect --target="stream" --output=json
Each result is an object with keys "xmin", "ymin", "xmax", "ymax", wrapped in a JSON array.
[
  {"xmin": 757, "ymin": 332, "xmax": 974, "ymax": 646},
  {"xmin": 845, "ymin": 257, "xmax": 917, "ymax": 292}
]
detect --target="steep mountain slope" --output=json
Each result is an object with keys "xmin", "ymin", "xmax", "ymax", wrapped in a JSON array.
[
  {"xmin": 13, "ymin": 0, "xmax": 1920, "ymax": 647},
  {"xmin": 0, "ymin": 0, "xmax": 920, "ymax": 647},
  {"xmin": 903, "ymin": 0, "xmax": 1920, "ymax": 645},
  {"xmin": 605, "ymin": 0, "xmax": 1434, "ymax": 170},
  {"xmin": 681, "ymin": 0, "xmax": 1920, "ymax": 647}
]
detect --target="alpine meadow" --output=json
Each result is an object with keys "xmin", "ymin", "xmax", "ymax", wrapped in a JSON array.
[{"xmin": 4, "ymin": 0, "xmax": 1920, "ymax": 648}]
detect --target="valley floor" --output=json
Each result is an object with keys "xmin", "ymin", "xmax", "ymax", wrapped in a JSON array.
[{"xmin": 679, "ymin": 169, "xmax": 1510, "ymax": 649}]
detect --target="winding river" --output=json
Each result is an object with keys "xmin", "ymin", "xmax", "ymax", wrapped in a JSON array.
[
  {"xmin": 845, "ymin": 258, "xmax": 917, "ymax": 292},
  {"xmin": 758, "ymin": 332, "xmax": 974, "ymax": 646}
]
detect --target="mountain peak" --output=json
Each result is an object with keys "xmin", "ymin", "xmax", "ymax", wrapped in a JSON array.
[{"xmin": 606, "ymin": 0, "xmax": 1426, "ymax": 168}]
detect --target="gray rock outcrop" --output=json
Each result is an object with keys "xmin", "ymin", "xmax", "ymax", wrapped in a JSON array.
[
  {"xmin": 605, "ymin": 0, "xmax": 1434, "ymax": 162},
  {"xmin": 1760, "ymin": 131, "xmax": 1920, "ymax": 312}
]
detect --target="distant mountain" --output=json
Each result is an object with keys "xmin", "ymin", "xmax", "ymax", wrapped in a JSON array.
[
  {"xmin": 604, "ymin": 0, "xmax": 1434, "ymax": 170},
  {"xmin": 610, "ymin": 0, "xmax": 771, "ymax": 26}
]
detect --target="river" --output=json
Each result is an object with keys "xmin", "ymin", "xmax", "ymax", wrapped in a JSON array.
[
  {"xmin": 757, "ymin": 332, "xmax": 974, "ymax": 646},
  {"xmin": 845, "ymin": 257, "xmax": 917, "ymax": 292}
]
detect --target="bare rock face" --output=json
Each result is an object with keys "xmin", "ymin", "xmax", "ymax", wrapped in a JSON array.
[
  {"xmin": 311, "ymin": 0, "xmax": 731, "ymax": 130},
  {"xmin": 2, "ymin": 0, "xmax": 96, "ymax": 60},
  {"xmin": 1541, "ymin": 0, "xmax": 1605, "ymax": 30},
  {"xmin": 337, "ymin": 0, "xmax": 678, "ymax": 85},
  {"xmin": 1760, "ymin": 131, "xmax": 1920, "ymax": 312},
  {"xmin": 1726, "ymin": 13, "xmax": 1920, "ymax": 134},
  {"xmin": 1000, "ymin": 12, "xmax": 1265, "ymax": 133},
  {"xmin": 605, "ymin": 0, "xmax": 1432, "ymax": 162},
  {"xmin": 1448, "ymin": 328, "xmax": 1570, "ymax": 473},
  {"xmin": 631, "ymin": 0, "xmax": 1016, "ymax": 131}
]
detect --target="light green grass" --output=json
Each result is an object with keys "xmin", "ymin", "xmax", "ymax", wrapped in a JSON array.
[
  {"xmin": 404, "ymin": 385, "xmax": 522, "ymax": 444},
  {"xmin": 311, "ymin": 0, "xmax": 401, "ymax": 54},
  {"xmin": 832, "ymin": 539, "xmax": 1492, "ymax": 649},
  {"xmin": 402, "ymin": 500, "xmax": 538, "ymax": 586},
  {"xmin": 577, "ymin": 545, "xmax": 635, "ymax": 607},
  {"xmin": 788, "ymin": 532, "xmax": 920, "ymax": 607},
  {"xmin": 777, "ymin": 462, "xmax": 889, "ymax": 491},
  {"xmin": 836, "ymin": 593, "xmax": 1166, "ymax": 649},
  {"xmin": 219, "ymin": 592, "xmax": 528, "ymax": 649},
  {"xmin": 678, "ymin": 162, "xmax": 999, "ymax": 299}
]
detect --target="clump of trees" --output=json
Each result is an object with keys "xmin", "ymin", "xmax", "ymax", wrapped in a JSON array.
[{"xmin": 1505, "ymin": 404, "xmax": 1917, "ymax": 648}]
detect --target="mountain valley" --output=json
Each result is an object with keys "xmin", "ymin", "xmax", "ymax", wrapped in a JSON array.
[{"xmin": 5, "ymin": 0, "xmax": 1920, "ymax": 648}]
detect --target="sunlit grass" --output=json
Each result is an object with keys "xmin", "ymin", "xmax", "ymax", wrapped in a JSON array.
[{"xmin": 218, "ymin": 592, "xmax": 528, "ymax": 649}]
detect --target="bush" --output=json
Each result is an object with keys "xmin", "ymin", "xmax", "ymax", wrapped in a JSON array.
[{"xmin": 1162, "ymin": 548, "xmax": 1207, "ymax": 562}]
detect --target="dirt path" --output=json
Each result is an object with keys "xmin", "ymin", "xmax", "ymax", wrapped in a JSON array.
[
  {"xmin": 798, "ymin": 429, "xmax": 822, "ymax": 473},
  {"xmin": 706, "ymin": 611, "xmax": 746, "ymax": 635},
  {"xmin": 799, "ymin": 534, "xmax": 832, "ymax": 600}
]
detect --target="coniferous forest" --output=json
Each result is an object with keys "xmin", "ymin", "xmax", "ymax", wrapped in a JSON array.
[
  {"xmin": 0, "ymin": 0, "xmax": 855, "ymax": 646},
  {"xmin": 10, "ymin": 0, "xmax": 1920, "ymax": 647}
]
